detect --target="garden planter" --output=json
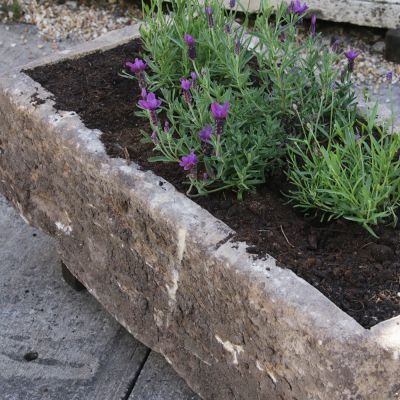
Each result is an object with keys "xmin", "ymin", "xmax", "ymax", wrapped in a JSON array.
[{"xmin": 0, "ymin": 24, "xmax": 399, "ymax": 400}]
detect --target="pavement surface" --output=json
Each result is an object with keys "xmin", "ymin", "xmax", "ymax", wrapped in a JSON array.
[{"xmin": 0, "ymin": 22, "xmax": 199, "ymax": 400}]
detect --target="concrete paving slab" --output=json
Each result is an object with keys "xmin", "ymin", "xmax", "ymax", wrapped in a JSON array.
[
  {"xmin": 129, "ymin": 352, "xmax": 199, "ymax": 400},
  {"xmin": 0, "ymin": 24, "xmax": 73, "ymax": 73},
  {"xmin": 0, "ymin": 194, "xmax": 150, "ymax": 400}
]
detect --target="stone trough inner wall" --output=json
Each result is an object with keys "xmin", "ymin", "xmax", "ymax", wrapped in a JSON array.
[{"xmin": 0, "ymin": 26, "xmax": 399, "ymax": 400}]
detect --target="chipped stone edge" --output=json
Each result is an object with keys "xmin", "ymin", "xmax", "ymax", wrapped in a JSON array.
[{"xmin": 1, "ymin": 24, "xmax": 399, "ymax": 357}]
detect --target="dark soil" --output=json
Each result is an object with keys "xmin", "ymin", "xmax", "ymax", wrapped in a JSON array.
[{"xmin": 26, "ymin": 40, "xmax": 400, "ymax": 329}]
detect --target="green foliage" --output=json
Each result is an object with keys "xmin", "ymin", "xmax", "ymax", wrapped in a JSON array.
[
  {"xmin": 252, "ymin": 3, "xmax": 356, "ymax": 132},
  {"xmin": 287, "ymin": 106, "xmax": 400, "ymax": 236},
  {"xmin": 123, "ymin": 0, "xmax": 399, "ymax": 234},
  {"xmin": 143, "ymin": 84, "xmax": 285, "ymax": 198},
  {"xmin": 1, "ymin": 0, "xmax": 21, "ymax": 21}
]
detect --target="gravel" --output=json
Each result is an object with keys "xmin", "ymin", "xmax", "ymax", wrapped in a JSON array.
[
  {"xmin": 296, "ymin": 22, "xmax": 399, "ymax": 88},
  {"xmin": 1, "ymin": 0, "xmax": 141, "ymax": 42}
]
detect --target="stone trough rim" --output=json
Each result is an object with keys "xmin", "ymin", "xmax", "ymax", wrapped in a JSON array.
[{"xmin": 2, "ymin": 23, "xmax": 399, "ymax": 354}]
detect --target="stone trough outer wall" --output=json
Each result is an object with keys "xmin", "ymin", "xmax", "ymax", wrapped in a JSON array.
[
  {"xmin": 0, "ymin": 26, "xmax": 399, "ymax": 400},
  {"xmin": 226, "ymin": 0, "xmax": 400, "ymax": 29}
]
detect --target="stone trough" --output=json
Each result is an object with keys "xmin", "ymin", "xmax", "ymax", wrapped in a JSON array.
[{"xmin": 0, "ymin": 25, "xmax": 399, "ymax": 400}]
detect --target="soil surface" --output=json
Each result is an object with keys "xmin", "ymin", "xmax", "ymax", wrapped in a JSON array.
[{"xmin": 26, "ymin": 40, "xmax": 400, "ymax": 328}]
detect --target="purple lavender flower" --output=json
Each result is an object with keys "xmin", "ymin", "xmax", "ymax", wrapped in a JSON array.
[
  {"xmin": 151, "ymin": 131, "xmax": 159, "ymax": 145},
  {"xmin": 211, "ymin": 101, "xmax": 230, "ymax": 120},
  {"xmin": 344, "ymin": 49, "xmax": 359, "ymax": 72},
  {"xmin": 181, "ymin": 78, "xmax": 191, "ymax": 91},
  {"xmin": 141, "ymin": 87, "xmax": 147, "ymax": 99},
  {"xmin": 201, "ymin": 172, "xmax": 209, "ymax": 181},
  {"xmin": 184, "ymin": 33, "xmax": 194, "ymax": 46},
  {"xmin": 331, "ymin": 38, "xmax": 341, "ymax": 53},
  {"xmin": 229, "ymin": 0, "xmax": 236, "ymax": 8},
  {"xmin": 345, "ymin": 50, "xmax": 359, "ymax": 61},
  {"xmin": 164, "ymin": 120, "xmax": 171, "ymax": 133},
  {"xmin": 211, "ymin": 101, "xmax": 230, "ymax": 135},
  {"xmin": 199, "ymin": 125, "xmax": 213, "ymax": 142},
  {"xmin": 179, "ymin": 151, "xmax": 198, "ymax": 171},
  {"xmin": 138, "ymin": 92, "xmax": 161, "ymax": 125},
  {"xmin": 205, "ymin": 6, "xmax": 214, "ymax": 28},
  {"xmin": 138, "ymin": 92, "xmax": 161, "ymax": 110},
  {"xmin": 184, "ymin": 33, "xmax": 196, "ymax": 60},
  {"xmin": 288, "ymin": 0, "xmax": 308, "ymax": 15},
  {"xmin": 310, "ymin": 14, "xmax": 316, "ymax": 36},
  {"xmin": 387, "ymin": 71, "xmax": 393, "ymax": 83},
  {"xmin": 224, "ymin": 23, "xmax": 231, "ymax": 34},
  {"xmin": 126, "ymin": 58, "xmax": 146, "ymax": 73},
  {"xmin": 181, "ymin": 78, "xmax": 192, "ymax": 104},
  {"xmin": 355, "ymin": 133, "xmax": 361, "ymax": 144},
  {"xmin": 126, "ymin": 58, "xmax": 147, "ymax": 88}
]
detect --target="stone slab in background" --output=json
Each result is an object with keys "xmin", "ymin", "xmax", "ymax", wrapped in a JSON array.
[
  {"xmin": 223, "ymin": 0, "xmax": 400, "ymax": 29},
  {"xmin": 129, "ymin": 352, "xmax": 199, "ymax": 400}
]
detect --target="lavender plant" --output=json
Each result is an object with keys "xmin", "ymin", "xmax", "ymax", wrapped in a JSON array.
[
  {"xmin": 123, "ymin": 0, "xmax": 399, "ymax": 234},
  {"xmin": 287, "ymin": 106, "xmax": 400, "ymax": 236}
]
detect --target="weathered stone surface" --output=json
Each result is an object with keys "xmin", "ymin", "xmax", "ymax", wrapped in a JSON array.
[
  {"xmin": 226, "ymin": 0, "xmax": 400, "ymax": 29},
  {"xmin": 0, "ymin": 24, "xmax": 399, "ymax": 400}
]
